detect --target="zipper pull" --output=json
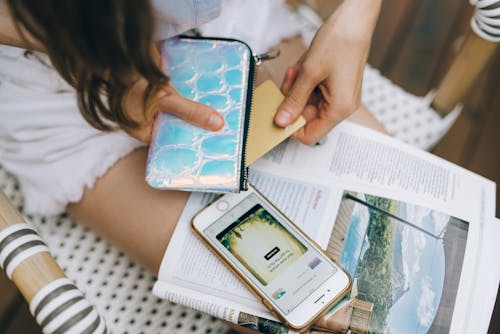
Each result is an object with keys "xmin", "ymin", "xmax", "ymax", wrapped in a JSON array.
[{"xmin": 254, "ymin": 49, "xmax": 281, "ymax": 65}]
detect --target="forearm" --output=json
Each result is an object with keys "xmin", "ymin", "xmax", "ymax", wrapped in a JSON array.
[
  {"xmin": 330, "ymin": 0, "xmax": 382, "ymax": 43},
  {"xmin": 0, "ymin": 0, "xmax": 43, "ymax": 50},
  {"xmin": 353, "ymin": 0, "xmax": 382, "ymax": 31}
]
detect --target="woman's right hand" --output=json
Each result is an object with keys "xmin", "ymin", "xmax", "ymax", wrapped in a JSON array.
[
  {"xmin": 274, "ymin": 0, "xmax": 381, "ymax": 145},
  {"xmin": 122, "ymin": 76, "xmax": 224, "ymax": 143}
]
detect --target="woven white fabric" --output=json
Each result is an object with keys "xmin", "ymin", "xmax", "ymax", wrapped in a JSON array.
[{"xmin": 361, "ymin": 66, "xmax": 461, "ymax": 151}]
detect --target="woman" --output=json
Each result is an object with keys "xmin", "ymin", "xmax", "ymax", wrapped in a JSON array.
[{"xmin": 0, "ymin": 0, "xmax": 381, "ymax": 278}]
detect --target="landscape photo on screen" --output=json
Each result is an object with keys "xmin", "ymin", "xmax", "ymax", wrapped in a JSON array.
[{"xmin": 324, "ymin": 191, "xmax": 468, "ymax": 334}]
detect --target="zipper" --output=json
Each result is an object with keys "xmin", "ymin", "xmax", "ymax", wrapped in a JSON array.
[
  {"xmin": 240, "ymin": 50, "xmax": 281, "ymax": 191},
  {"xmin": 239, "ymin": 48, "xmax": 256, "ymax": 191},
  {"xmin": 254, "ymin": 50, "xmax": 281, "ymax": 65}
]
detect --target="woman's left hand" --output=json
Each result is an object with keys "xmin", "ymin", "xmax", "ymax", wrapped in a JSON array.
[
  {"xmin": 121, "ymin": 45, "xmax": 224, "ymax": 143},
  {"xmin": 121, "ymin": 78, "xmax": 224, "ymax": 143}
]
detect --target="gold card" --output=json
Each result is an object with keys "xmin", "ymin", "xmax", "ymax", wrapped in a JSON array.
[{"xmin": 246, "ymin": 80, "xmax": 306, "ymax": 165}]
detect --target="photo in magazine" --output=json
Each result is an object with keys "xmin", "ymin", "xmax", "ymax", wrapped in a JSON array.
[{"xmin": 322, "ymin": 191, "xmax": 469, "ymax": 334}]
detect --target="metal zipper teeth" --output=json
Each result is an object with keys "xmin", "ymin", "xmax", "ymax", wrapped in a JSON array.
[{"xmin": 239, "ymin": 51, "xmax": 256, "ymax": 191}]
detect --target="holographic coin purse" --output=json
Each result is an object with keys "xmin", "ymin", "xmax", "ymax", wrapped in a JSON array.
[{"xmin": 145, "ymin": 37, "xmax": 255, "ymax": 193}]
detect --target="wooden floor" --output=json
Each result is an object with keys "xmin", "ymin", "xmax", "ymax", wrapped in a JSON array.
[{"xmin": 1, "ymin": 0, "xmax": 499, "ymax": 333}]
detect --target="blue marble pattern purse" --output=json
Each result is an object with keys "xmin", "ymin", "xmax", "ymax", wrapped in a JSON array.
[{"xmin": 145, "ymin": 37, "xmax": 255, "ymax": 192}]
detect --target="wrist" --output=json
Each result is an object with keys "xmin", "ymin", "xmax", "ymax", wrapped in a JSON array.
[{"xmin": 326, "ymin": 0, "xmax": 381, "ymax": 43}]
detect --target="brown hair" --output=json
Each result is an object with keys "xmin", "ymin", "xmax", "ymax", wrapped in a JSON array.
[{"xmin": 7, "ymin": 0, "xmax": 168, "ymax": 131}]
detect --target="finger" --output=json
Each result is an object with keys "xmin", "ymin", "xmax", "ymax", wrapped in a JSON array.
[
  {"xmin": 291, "ymin": 104, "xmax": 318, "ymax": 142},
  {"xmin": 293, "ymin": 118, "xmax": 330, "ymax": 146},
  {"xmin": 293, "ymin": 112, "xmax": 342, "ymax": 146},
  {"xmin": 280, "ymin": 66, "xmax": 298, "ymax": 95},
  {"xmin": 301, "ymin": 104, "xmax": 319, "ymax": 123},
  {"xmin": 159, "ymin": 94, "xmax": 224, "ymax": 131},
  {"xmin": 295, "ymin": 90, "xmax": 359, "ymax": 145},
  {"xmin": 275, "ymin": 68, "xmax": 319, "ymax": 127}
]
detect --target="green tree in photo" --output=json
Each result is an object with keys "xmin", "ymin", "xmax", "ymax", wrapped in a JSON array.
[{"xmin": 354, "ymin": 196, "xmax": 396, "ymax": 333}]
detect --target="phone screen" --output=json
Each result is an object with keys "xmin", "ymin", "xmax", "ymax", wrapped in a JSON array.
[{"xmin": 203, "ymin": 192, "xmax": 338, "ymax": 315}]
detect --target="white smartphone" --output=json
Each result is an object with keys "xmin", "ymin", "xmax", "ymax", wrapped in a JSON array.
[{"xmin": 191, "ymin": 184, "xmax": 352, "ymax": 330}]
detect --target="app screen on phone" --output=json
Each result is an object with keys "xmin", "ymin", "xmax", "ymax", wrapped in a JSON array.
[{"xmin": 204, "ymin": 193, "xmax": 338, "ymax": 315}]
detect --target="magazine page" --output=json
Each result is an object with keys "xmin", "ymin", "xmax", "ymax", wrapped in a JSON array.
[
  {"xmin": 254, "ymin": 121, "xmax": 497, "ymax": 333},
  {"xmin": 154, "ymin": 121, "xmax": 497, "ymax": 334},
  {"xmin": 256, "ymin": 121, "xmax": 495, "ymax": 224},
  {"xmin": 467, "ymin": 217, "xmax": 500, "ymax": 333}
]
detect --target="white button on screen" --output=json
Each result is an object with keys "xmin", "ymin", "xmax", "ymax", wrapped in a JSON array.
[{"xmin": 217, "ymin": 200, "xmax": 229, "ymax": 211}]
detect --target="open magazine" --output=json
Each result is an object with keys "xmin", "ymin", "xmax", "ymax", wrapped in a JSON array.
[{"xmin": 153, "ymin": 122, "xmax": 499, "ymax": 334}]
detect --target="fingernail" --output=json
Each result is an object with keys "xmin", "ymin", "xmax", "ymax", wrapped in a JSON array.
[
  {"xmin": 275, "ymin": 109, "xmax": 292, "ymax": 126},
  {"xmin": 209, "ymin": 113, "xmax": 224, "ymax": 129}
]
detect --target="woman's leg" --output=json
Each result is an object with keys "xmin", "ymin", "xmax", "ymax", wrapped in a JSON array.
[{"xmin": 67, "ymin": 147, "xmax": 189, "ymax": 273}]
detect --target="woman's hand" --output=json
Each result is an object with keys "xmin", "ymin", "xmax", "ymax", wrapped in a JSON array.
[
  {"xmin": 274, "ymin": 0, "xmax": 381, "ymax": 145},
  {"xmin": 121, "ymin": 45, "xmax": 224, "ymax": 143},
  {"xmin": 122, "ymin": 77, "xmax": 224, "ymax": 142}
]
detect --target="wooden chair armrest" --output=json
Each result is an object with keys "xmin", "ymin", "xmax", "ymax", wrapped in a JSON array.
[
  {"xmin": 432, "ymin": 28, "xmax": 498, "ymax": 115},
  {"xmin": 431, "ymin": 0, "xmax": 500, "ymax": 115},
  {"xmin": 0, "ymin": 190, "xmax": 106, "ymax": 333}
]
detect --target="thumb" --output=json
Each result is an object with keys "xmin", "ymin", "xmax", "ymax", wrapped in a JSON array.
[
  {"xmin": 159, "ymin": 94, "xmax": 224, "ymax": 131},
  {"xmin": 275, "ymin": 70, "xmax": 317, "ymax": 127}
]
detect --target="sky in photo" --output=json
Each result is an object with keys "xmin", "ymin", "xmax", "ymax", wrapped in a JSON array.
[{"xmin": 387, "ymin": 203, "xmax": 446, "ymax": 333}]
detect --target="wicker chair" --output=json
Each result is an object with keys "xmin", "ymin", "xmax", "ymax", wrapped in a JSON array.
[{"xmin": 1, "ymin": 1, "xmax": 498, "ymax": 333}]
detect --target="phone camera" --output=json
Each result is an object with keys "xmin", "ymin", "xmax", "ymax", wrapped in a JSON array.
[{"xmin": 216, "ymin": 200, "xmax": 229, "ymax": 211}]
